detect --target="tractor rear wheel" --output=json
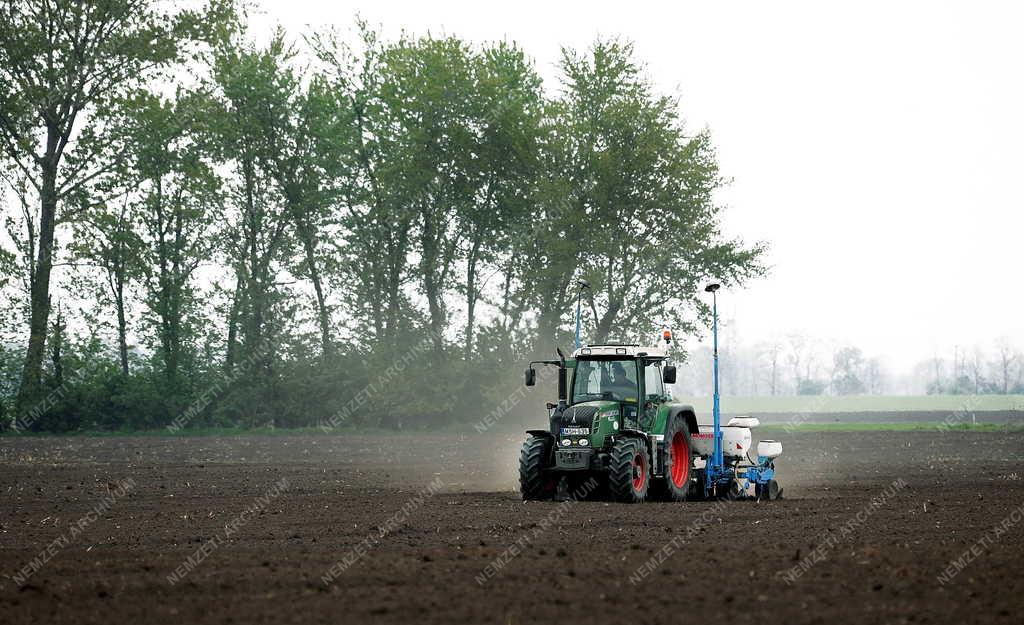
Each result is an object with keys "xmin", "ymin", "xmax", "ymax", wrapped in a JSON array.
[
  {"xmin": 520, "ymin": 435, "xmax": 555, "ymax": 500},
  {"xmin": 652, "ymin": 415, "xmax": 694, "ymax": 501},
  {"xmin": 609, "ymin": 438, "xmax": 649, "ymax": 503}
]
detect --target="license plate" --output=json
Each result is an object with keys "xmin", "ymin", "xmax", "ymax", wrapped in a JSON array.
[
  {"xmin": 560, "ymin": 427, "xmax": 589, "ymax": 436},
  {"xmin": 555, "ymin": 449, "xmax": 591, "ymax": 470}
]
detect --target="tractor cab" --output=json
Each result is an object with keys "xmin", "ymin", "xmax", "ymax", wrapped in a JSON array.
[{"xmin": 566, "ymin": 344, "xmax": 676, "ymax": 434}]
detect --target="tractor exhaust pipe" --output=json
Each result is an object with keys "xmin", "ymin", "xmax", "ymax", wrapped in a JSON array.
[
  {"xmin": 555, "ymin": 347, "xmax": 568, "ymax": 411},
  {"xmin": 547, "ymin": 348, "xmax": 568, "ymax": 437},
  {"xmin": 524, "ymin": 349, "xmax": 569, "ymax": 435}
]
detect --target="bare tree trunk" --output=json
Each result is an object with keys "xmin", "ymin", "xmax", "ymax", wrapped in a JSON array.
[
  {"xmin": 292, "ymin": 214, "xmax": 332, "ymax": 359},
  {"xmin": 50, "ymin": 305, "xmax": 65, "ymax": 388},
  {"xmin": 419, "ymin": 210, "xmax": 446, "ymax": 354},
  {"xmin": 265, "ymin": 132, "xmax": 332, "ymax": 354},
  {"xmin": 224, "ymin": 273, "xmax": 242, "ymax": 372},
  {"xmin": 115, "ymin": 274, "xmax": 129, "ymax": 376},
  {"xmin": 463, "ymin": 236, "xmax": 482, "ymax": 360},
  {"xmin": 16, "ymin": 146, "xmax": 58, "ymax": 414},
  {"xmin": 384, "ymin": 232, "xmax": 406, "ymax": 347}
]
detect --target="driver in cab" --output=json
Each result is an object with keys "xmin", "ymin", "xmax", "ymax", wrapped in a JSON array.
[{"xmin": 604, "ymin": 362, "xmax": 637, "ymax": 400}]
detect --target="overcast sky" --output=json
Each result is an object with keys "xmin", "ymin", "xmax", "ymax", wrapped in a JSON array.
[{"xmin": 253, "ymin": 0, "xmax": 1023, "ymax": 369}]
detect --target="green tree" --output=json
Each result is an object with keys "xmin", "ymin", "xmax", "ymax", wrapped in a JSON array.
[
  {"xmin": 831, "ymin": 346, "xmax": 866, "ymax": 395},
  {"xmin": 128, "ymin": 92, "xmax": 220, "ymax": 400},
  {"xmin": 312, "ymin": 26, "xmax": 419, "ymax": 348},
  {"xmin": 210, "ymin": 37, "xmax": 298, "ymax": 416},
  {"xmin": 369, "ymin": 35, "xmax": 478, "ymax": 353},
  {"xmin": 216, "ymin": 32, "xmax": 351, "ymax": 359},
  {"xmin": 459, "ymin": 43, "xmax": 544, "ymax": 360},
  {"xmin": 0, "ymin": 0, "xmax": 234, "ymax": 412},
  {"xmin": 554, "ymin": 40, "xmax": 765, "ymax": 345},
  {"xmin": 506, "ymin": 128, "xmax": 585, "ymax": 353},
  {"xmin": 315, "ymin": 31, "xmax": 547, "ymax": 356},
  {"xmin": 70, "ymin": 197, "xmax": 143, "ymax": 376}
]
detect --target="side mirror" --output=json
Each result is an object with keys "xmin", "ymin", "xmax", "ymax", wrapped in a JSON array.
[
  {"xmin": 662, "ymin": 365, "xmax": 677, "ymax": 385},
  {"xmin": 524, "ymin": 367, "xmax": 537, "ymax": 387}
]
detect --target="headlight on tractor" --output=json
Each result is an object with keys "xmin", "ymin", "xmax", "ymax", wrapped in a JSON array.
[
  {"xmin": 578, "ymin": 439, "xmax": 588, "ymax": 446},
  {"xmin": 561, "ymin": 438, "xmax": 572, "ymax": 447}
]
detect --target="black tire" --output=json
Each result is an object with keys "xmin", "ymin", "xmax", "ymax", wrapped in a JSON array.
[
  {"xmin": 725, "ymin": 478, "xmax": 745, "ymax": 501},
  {"xmin": 519, "ymin": 435, "xmax": 555, "ymax": 500},
  {"xmin": 651, "ymin": 415, "xmax": 694, "ymax": 502},
  {"xmin": 757, "ymin": 478, "xmax": 781, "ymax": 501},
  {"xmin": 609, "ymin": 438, "xmax": 649, "ymax": 503},
  {"xmin": 689, "ymin": 469, "xmax": 709, "ymax": 501}
]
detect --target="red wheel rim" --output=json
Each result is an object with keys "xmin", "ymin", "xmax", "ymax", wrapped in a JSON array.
[
  {"xmin": 632, "ymin": 452, "xmax": 647, "ymax": 491},
  {"xmin": 670, "ymin": 432, "xmax": 690, "ymax": 488}
]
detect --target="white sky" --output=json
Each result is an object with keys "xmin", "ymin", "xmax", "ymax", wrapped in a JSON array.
[{"xmin": 252, "ymin": 0, "xmax": 1024, "ymax": 370}]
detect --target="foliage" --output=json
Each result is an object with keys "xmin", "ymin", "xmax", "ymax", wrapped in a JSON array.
[
  {"xmin": 0, "ymin": 0, "xmax": 237, "ymax": 418},
  {"xmin": 1, "ymin": 22, "xmax": 766, "ymax": 432},
  {"xmin": 553, "ymin": 41, "xmax": 764, "ymax": 344}
]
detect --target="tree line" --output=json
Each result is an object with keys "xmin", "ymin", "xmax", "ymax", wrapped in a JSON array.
[
  {"xmin": 674, "ymin": 332, "xmax": 1024, "ymax": 397},
  {"xmin": 0, "ymin": 1, "xmax": 763, "ymax": 432},
  {"xmin": 676, "ymin": 333, "xmax": 890, "ymax": 398},
  {"xmin": 912, "ymin": 339, "xmax": 1024, "ymax": 396}
]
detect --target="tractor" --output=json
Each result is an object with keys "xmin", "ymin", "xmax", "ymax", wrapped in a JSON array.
[{"xmin": 518, "ymin": 283, "xmax": 783, "ymax": 503}]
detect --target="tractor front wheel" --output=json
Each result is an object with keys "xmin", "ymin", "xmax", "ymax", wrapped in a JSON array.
[
  {"xmin": 520, "ymin": 435, "xmax": 555, "ymax": 500},
  {"xmin": 609, "ymin": 438, "xmax": 649, "ymax": 503}
]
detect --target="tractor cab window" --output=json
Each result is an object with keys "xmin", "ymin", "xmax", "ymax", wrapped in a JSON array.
[
  {"xmin": 571, "ymin": 359, "xmax": 638, "ymax": 404},
  {"xmin": 644, "ymin": 363, "xmax": 665, "ymax": 399}
]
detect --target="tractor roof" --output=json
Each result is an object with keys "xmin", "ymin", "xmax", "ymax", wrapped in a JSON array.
[{"xmin": 572, "ymin": 344, "xmax": 669, "ymax": 359}]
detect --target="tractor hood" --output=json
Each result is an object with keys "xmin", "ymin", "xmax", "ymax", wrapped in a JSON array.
[{"xmin": 559, "ymin": 401, "xmax": 618, "ymax": 427}]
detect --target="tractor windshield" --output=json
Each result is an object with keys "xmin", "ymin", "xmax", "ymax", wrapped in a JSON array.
[{"xmin": 571, "ymin": 359, "xmax": 638, "ymax": 404}]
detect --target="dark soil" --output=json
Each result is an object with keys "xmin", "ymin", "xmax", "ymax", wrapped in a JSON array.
[{"xmin": 2, "ymin": 430, "xmax": 1022, "ymax": 624}]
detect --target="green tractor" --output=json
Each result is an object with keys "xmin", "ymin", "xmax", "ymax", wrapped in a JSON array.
[{"xmin": 520, "ymin": 340, "xmax": 699, "ymax": 503}]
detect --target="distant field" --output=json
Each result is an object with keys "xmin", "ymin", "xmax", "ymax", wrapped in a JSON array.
[{"xmin": 675, "ymin": 394, "xmax": 1024, "ymax": 414}]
